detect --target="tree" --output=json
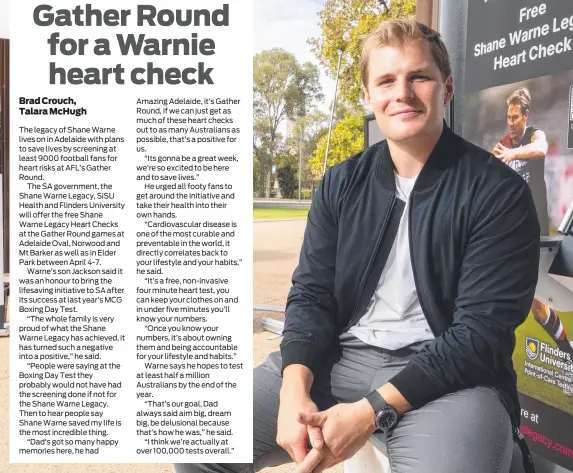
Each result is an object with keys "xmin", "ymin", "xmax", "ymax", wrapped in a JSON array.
[
  {"xmin": 277, "ymin": 166, "xmax": 298, "ymax": 199},
  {"xmin": 308, "ymin": 111, "xmax": 364, "ymax": 179},
  {"xmin": 309, "ymin": 0, "xmax": 416, "ymax": 106},
  {"xmin": 281, "ymin": 110, "xmax": 329, "ymax": 173},
  {"xmin": 253, "ymin": 49, "xmax": 323, "ymax": 197},
  {"xmin": 274, "ymin": 110, "xmax": 331, "ymax": 199},
  {"xmin": 253, "ymin": 154, "xmax": 261, "ymax": 195}
]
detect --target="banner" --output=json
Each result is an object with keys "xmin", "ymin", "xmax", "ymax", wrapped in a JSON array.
[{"xmin": 463, "ymin": 0, "xmax": 573, "ymax": 469}]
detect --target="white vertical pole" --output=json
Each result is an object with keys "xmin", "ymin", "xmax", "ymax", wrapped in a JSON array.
[{"xmin": 323, "ymin": 49, "xmax": 343, "ymax": 176}]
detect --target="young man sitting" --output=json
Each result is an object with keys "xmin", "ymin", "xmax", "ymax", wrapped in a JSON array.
[{"xmin": 175, "ymin": 18, "xmax": 539, "ymax": 473}]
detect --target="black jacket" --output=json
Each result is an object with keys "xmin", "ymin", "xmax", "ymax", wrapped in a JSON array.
[{"xmin": 281, "ymin": 122, "xmax": 540, "ymax": 428}]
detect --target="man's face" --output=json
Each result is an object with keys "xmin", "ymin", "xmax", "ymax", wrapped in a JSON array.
[
  {"xmin": 363, "ymin": 40, "xmax": 453, "ymax": 144},
  {"xmin": 507, "ymin": 104, "xmax": 528, "ymax": 140}
]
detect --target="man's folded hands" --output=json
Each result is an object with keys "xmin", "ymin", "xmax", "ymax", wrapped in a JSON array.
[{"xmin": 292, "ymin": 401, "xmax": 377, "ymax": 473}]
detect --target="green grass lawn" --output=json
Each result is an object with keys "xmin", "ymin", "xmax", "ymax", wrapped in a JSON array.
[
  {"xmin": 514, "ymin": 309, "xmax": 573, "ymax": 415},
  {"xmin": 253, "ymin": 208, "xmax": 309, "ymax": 221}
]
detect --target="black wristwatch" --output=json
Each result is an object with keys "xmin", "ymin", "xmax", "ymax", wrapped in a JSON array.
[{"xmin": 364, "ymin": 390, "xmax": 400, "ymax": 433}]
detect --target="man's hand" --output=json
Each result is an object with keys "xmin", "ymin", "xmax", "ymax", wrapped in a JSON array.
[
  {"xmin": 492, "ymin": 143, "xmax": 515, "ymax": 164},
  {"xmin": 293, "ymin": 400, "xmax": 376, "ymax": 473},
  {"xmin": 276, "ymin": 388, "xmax": 324, "ymax": 464}
]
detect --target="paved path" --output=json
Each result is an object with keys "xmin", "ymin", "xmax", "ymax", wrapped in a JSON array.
[{"xmin": 254, "ymin": 219, "xmax": 306, "ymax": 307}]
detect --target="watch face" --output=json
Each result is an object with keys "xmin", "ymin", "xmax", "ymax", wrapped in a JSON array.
[{"xmin": 376, "ymin": 409, "xmax": 398, "ymax": 430}]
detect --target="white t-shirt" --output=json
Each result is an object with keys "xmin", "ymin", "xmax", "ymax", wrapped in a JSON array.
[{"xmin": 348, "ymin": 172, "xmax": 435, "ymax": 350}]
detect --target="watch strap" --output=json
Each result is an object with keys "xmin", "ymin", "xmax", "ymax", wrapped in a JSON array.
[
  {"xmin": 365, "ymin": 390, "xmax": 401, "ymax": 432},
  {"xmin": 365, "ymin": 389, "xmax": 388, "ymax": 414}
]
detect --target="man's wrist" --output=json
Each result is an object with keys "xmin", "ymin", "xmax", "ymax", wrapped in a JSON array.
[
  {"xmin": 281, "ymin": 364, "xmax": 314, "ymax": 397},
  {"xmin": 377, "ymin": 383, "xmax": 412, "ymax": 415},
  {"xmin": 362, "ymin": 388, "xmax": 403, "ymax": 433},
  {"xmin": 354, "ymin": 398, "xmax": 377, "ymax": 433},
  {"xmin": 279, "ymin": 384, "xmax": 311, "ymax": 399}
]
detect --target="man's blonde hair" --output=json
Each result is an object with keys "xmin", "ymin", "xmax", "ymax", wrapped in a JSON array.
[
  {"xmin": 360, "ymin": 18, "xmax": 452, "ymax": 90},
  {"xmin": 507, "ymin": 87, "xmax": 531, "ymax": 115}
]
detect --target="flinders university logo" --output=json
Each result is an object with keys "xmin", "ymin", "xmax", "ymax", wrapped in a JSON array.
[{"xmin": 526, "ymin": 337, "xmax": 540, "ymax": 361}]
